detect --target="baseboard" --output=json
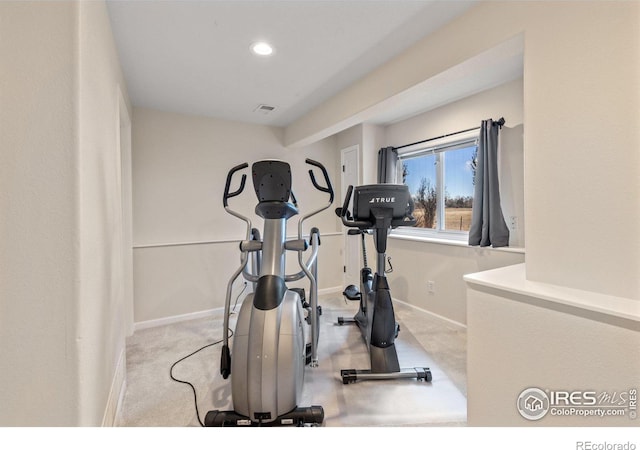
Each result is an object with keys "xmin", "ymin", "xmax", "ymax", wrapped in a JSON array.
[
  {"xmin": 134, "ymin": 307, "xmax": 223, "ymax": 332},
  {"xmin": 102, "ymin": 348, "xmax": 126, "ymax": 427},
  {"xmin": 319, "ymin": 286, "xmax": 343, "ymax": 296},
  {"xmin": 393, "ymin": 298, "xmax": 467, "ymax": 329},
  {"xmin": 133, "ymin": 286, "xmax": 343, "ymax": 332}
]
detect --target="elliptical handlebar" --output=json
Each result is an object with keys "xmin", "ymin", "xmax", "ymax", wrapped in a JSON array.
[
  {"xmin": 297, "ymin": 159, "xmax": 334, "ymax": 240},
  {"xmin": 222, "ymin": 162, "xmax": 252, "ymax": 242},
  {"xmin": 223, "ymin": 159, "xmax": 333, "ymax": 214},
  {"xmin": 305, "ymin": 158, "xmax": 334, "ymax": 203},
  {"xmin": 222, "ymin": 159, "xmax": 334, "ymax": 243},
  {"xmin": 223, "ymin": 162, "xmax": 249, "ymax": 208}
]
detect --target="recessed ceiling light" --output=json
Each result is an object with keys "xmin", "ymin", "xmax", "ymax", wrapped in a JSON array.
[{"xmin": 251, "ymin": 41, "xmax": 274, "ymax": 56}]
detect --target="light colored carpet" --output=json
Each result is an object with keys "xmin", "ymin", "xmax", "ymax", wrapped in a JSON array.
[{"xmin": 116, "ymin": 295, "xmax": 467, "ymax": 427}]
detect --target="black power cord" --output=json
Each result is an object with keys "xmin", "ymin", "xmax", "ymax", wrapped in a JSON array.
[
  {"xmin": 169, "ymin": 328, "xmax": 233, "ymax": 427},
  {"xmin": 231, "ymin": 281, "xmax": 247, "ymax": 314},
  {"xmin": 170, "ymin": 283, "xmax": 249, "ymax": 426}
]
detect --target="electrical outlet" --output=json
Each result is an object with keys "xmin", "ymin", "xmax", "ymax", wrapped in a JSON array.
[{"xmin": 427, "ymin": 281, "xmax": 435, "ymax": 294}]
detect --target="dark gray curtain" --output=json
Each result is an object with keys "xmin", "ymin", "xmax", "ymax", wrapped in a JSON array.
[
  {"xmin": 377, "ymin": 147, "xmax": 398, "ymax": 183},
  {"xmin": 468, "ymin": 119, "xmax": 509, "ymax": 247}
]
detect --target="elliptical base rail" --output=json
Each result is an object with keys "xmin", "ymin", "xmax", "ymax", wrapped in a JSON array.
[{"xmin": 205, "ymin": 406, "xmax": 325, "ymax": 427}]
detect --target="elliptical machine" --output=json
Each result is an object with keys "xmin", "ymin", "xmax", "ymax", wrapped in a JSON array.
[
  {"xmin": 336, "ymin": 184, "xmax": 432, "ymax": 384},
  {"xmin": 205, "ymin": 158, "xmax": 334, "ymax": 427}
]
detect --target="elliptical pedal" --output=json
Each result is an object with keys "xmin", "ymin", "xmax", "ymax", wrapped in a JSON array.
[
  {"xmin": 305, "ymin": 342, "xmax": 312, "ymax": 365},
  {"xmin": 291, "ymin": 287, "xmax": 309, "ymax": 308},
  {"xmin": 342, "ymin": 284, "xmax": 361, "ymax": 301}
]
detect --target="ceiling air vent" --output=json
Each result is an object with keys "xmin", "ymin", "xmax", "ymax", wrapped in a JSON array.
[{"xmin": 254, "ymin": 104, "xmax": 276, "ymax": 114}]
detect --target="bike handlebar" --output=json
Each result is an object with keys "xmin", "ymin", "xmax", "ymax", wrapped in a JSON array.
[
  {"xmin": 339, "ymin": 184, "xmax": 417, "ymax": 229},
  {"xmin": 340, "ymin": 184, "xmax": 372, "ymax": 228},
  {"xmin": 341, "ymin": 185, "xmax": 353, "ymax": 217}
]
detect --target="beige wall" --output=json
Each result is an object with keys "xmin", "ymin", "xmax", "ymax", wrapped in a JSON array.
[
  {"xmin": 132, "ymin": 108, "xmax": 342, "ymax": 323},
  {"xmin": 389, "ymin": 239, "xmax": 523, "ymax": 325},
  {"xmin": 521, "ymin": 2, "xmax": 639, "ymax": 299},
  {"xmin": 0, "ymin": 1, "xmax": 81, "ymax": 426},
  {"xmin": 0, "ymin": 1, "xmax": 131, "ymax": 425},
  {"xmin": 77, "ymin": 0, "xmax": 132, "ymax": 426}
]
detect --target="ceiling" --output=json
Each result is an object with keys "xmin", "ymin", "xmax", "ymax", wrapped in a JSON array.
[{"xmin": 106, "ymin": 0, "xmax": 481, "ymax": 128}]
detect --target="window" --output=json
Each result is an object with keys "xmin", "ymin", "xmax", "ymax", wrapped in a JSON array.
[{"xmin": 397, "ymin": 134, "xmax": 478, "ymax": 240}]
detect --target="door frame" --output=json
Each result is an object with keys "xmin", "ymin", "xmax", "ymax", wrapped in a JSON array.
[{"xmin": 340, "ymin": 145, "xmax": 361, "ymax": 288}]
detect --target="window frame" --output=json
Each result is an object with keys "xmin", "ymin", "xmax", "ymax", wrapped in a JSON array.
[{"xmin": 394, "ymin": 131, "xmax": 479, "ymax": 242}]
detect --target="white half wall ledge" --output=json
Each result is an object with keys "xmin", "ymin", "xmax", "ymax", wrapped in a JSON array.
[{"xmin": 464, "ymin": 263, "xmax": 640, "ymax": 331}]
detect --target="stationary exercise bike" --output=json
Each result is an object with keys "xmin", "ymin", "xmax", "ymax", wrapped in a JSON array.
[
  {"xmin": 336, "ymin": 184, "xmax": 432, "ymax": 384},
  {"xmin": 205, "ymin": 158, "xmax": 334, "ymax": 426}
]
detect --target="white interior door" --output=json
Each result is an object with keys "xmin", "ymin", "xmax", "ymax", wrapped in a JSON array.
[{"xmin": 341, "ymin": 145, "xmax": 360, "ymax": 288}]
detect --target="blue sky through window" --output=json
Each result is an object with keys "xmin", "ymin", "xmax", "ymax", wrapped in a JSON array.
[
  {"xmin": 444, "ymin": 145, "xmax": 476, "ymax": 199},
  {"xmin": 403, "ymin": 153, "xmax": 436, "ymax": 194},
  {"xmin": 402, "ymin": 145, "xmax": 476, "ymax": 199}
]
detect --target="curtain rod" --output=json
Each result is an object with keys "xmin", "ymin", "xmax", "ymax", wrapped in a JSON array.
[{"xmin": 394, "ymin": 117, "xmax": 505, "ymax": 151}]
